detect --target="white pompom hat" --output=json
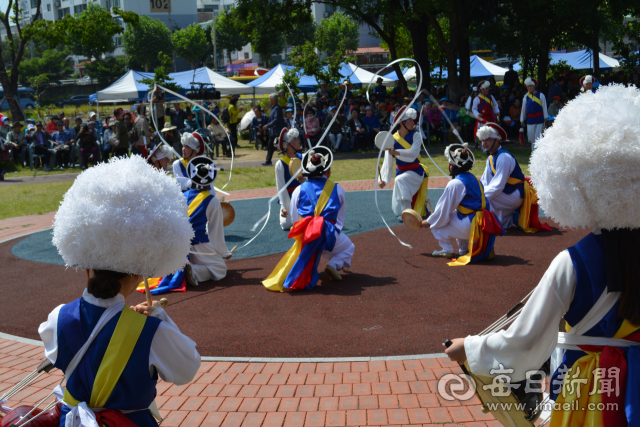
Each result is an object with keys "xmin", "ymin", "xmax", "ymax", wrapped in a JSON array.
[
  {"xmin": 52, "ymin": 156, "xmax": 194, "ymax": 278},
  {"xmin": 530, "ymin": 84, "xmax": 640, "ymax": 230}
]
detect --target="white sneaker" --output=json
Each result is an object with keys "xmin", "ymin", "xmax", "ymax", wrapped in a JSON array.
[{"xmin": 432, "ymin": 249, "xmax": 454, "ymax": 258}]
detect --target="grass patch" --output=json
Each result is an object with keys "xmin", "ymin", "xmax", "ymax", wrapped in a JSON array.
[{"xmin": 0, "ymin": 181, "xmax": 72, "ymax": 220}]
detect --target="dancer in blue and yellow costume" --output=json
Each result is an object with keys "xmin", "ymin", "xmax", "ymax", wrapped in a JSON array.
[
  {"xmin": 274, "ymin": 127, "xmax": 305, "ymax": 230},
  {"xmin": 141, "ymin": 156, "xmax": 231, "ymax": 294},
  {"xmin": 263, "ymin": 145, "xmax": 355, "ymax": 291},
  {"xmin": 39, "ymin": 156, "xmax": 200, "ymax": 426},
  {"xmin": 444, "ymin": 84, "xmax": 640, "ymax": 426},
  {"xmin": 422, "ymin": 142, "xmax": 504, "ymax": 264},
  {"xmin": 378, "ymin": 106, "xmax": 430, "ymax": 220}
]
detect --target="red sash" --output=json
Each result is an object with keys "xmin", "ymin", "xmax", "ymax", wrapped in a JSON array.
[
  {"xmin": 527, "ymin": 112, "xmax": 543, "ymax": 118},
  {"xmin": 397, "ymin": 163, "xmax": 421, "ymax": 172}
]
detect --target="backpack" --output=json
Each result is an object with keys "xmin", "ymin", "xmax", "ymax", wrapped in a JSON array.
[{"xmin": 220, "ymin": 106, "xmax": 230, "ymax": 124}]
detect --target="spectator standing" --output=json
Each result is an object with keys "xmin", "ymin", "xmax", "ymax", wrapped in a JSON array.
[
  {"xmin": 277, "ymin": 90, "xmax": 287, "ymax": 107},
  {"xmin": 7, "ymin": 122, "xmax": 28, "ymax": 166},
  {"xmin": 51, "ymin": 120, "xmax": 73, "ymax": 169},
  {"xmin": 426, "ymin": 102, "xmax": 444, "ymax": 143},
  {"xmin": 503, "ymin": 64, "xmax": 519, "ymax": 88},
  {"xmin": 251, "ymin": 105, "xmax": 268, "ymax": 151},
  {"xmin": 112, "ymin": 109, "xmax": 137, "ymax": 157},
  {"xmin": 134, "ymin": 104, "xmax": 150, "ymax": 157},
  {"xmin": 29, "ymin": 121, "xmax": 52, "ymax": 170},
  {"xmin": 373, "ymin": 77, "xmax": 387, "ymax": 100},
  {"xmin": 346, "ymin": 109, "xmax": 366, "ymax": 151},
  {"xmin": 102, "ymin": 118, "xmax": 114, "ymax": 160},
  {"xmin": 305, "ymin": 109, "xmax": 321, "ymax": 146},
  {"xmin": 151, "ymin": 86, "xmax": 166, "ymax": 126},
  {"xmin": 361, "ymin": 106, "xmax": 381, "ymax": 150},
  {"xmin": 520, "ymin": 78, "xmax": 548, "ymax": 150},
  {"xmin": 227, "ymin": 97, "xmax": 243, "ymax": 153},
  {"xmin": 75, "ymin": 123, "xmax": 99, "ymax": 169},
  {"xmin": 337, "ymin": 82, "xmax": 354, "ymax": 100},
  {"xmin": 547, "ymin": 76, "xmax": 564, "ymax": 106},
  {"xmin": 166, "ymin": 103, "xmax": 188, "ymax": 131},
  {"xmin": 316, "ymin": 81, "xmax": 332, "ymax": 100},
  {"xmin": 262, "ymin": 93, "xmax": 285, "ymax": 166},
  {"xmin": 46, "ymin": 115, "xmax": 59, "ymax": 134},
  {"xmin": 391, "ymin": 80, "xmax": 402, "ymax": 98},
  {"xmin": 325, "ymin": 106, "xmax": 344, "ymax": 152}
]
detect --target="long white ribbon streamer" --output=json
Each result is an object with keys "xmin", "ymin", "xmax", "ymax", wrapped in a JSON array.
[{"xmin": 302, "ymin": 94, "xmax": 316, "ymax": 149}]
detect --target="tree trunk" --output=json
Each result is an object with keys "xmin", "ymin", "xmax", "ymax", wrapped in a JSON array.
[
  {"xmin": 144, "ymin": 61, "xmax": 149, "ymax": 72},
  {"xmin": 455, "ymin": 1, "xmax": 472, "ymax": 102},
  {"xmin": 592, "ymin": 32, "xmax": 600, "ymax": 78},
  {"xmin": 426, "ymin": 8, "xmax": 461, "ymax": 104},
  {"xmin": 405, "ymin": 17, "xmax": 431, "ymax": 94},
  {"xmin": 537, "ymin": 50, "xmax": 550, "ymax": 97},
  {"xmin": 0, "ymin": 74, "xmax": 24, "ymax": 121}
]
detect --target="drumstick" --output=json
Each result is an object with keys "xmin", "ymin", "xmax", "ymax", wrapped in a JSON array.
[
  {"xmin": 427, "ymin": 197, "xmax": 433, "ymax": 213},
  {"xmin": 144, "ymin": 277, "xmax": 153, "ymax": 308},
  {"xmin": 229, "ymin": 243, "xmax": 239, "ymax": 254}
]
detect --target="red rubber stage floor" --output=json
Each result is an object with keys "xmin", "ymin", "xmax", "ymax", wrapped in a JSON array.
[{"xmin": 0, "ymin": 219, "xmax": 586, "ymax": 358}]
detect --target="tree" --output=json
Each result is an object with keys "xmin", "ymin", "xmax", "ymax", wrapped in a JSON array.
[
  {"xmin": 286, "ymin": 20, "xmax": 316, "ymax": 48},
  {"xmin": 124, "ymin": 15, "xmax": 172, "ymax": 72},
  {"xmin": 18, "ymin": 49, "xmax": 73, "ymax": 86},
  {"xmin": 215, "ymin": 9, "xmax": 250, "ymax": 65},
  {"xmin": 85, "ymin": 56, "xmax": 128, "ymax": 85},
  {"xmin": 173, "ymin": 24, "xmax": 208, "ymax": 69},
  {"xmin": 250, "ymin": 25, "xmax": 285, "ymax": 67},
  {"xmin": 62, "ymin": 2, "xmax": 139, "ymax": 61},
  {"xmin": 138, "ymin": 52, "xmax": 181, "ymax": 93},
  {"xmin": 315, "ymin": 11, "xmax": 359, "ymax": 55}
]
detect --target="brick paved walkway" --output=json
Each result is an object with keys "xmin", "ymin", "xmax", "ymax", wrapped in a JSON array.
[{"xmin": 0, "ymin": 336, "xmax": 500, "ymax": 427}]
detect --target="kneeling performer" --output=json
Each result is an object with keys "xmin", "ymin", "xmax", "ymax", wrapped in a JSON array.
[
  {"xmin": 40, "ymin": 156, "xmax": 200, "ymax": 426},
  {"xmin": 172, "ymin": 132, "xmax": 205, "ymax": 191},
  {"xmin": 423, "ymin": 143, "xmax": 504, "ymax": 264},
  {"xmin": 478, "ymin": 123, "xmax": 550, "ymax": 232},
  {"xmin": 263, "ymin": 146, "xmax": 354, "ymax": 291},
  {"xmin": 378, "ymin": 106, "xmax": 429, "ymax": 219},
  {"xmin": 275, "ymin": 127, "xmax": 304, "ymax": 230}
]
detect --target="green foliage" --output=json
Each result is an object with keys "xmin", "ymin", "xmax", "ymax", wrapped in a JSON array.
[
  {"xmin": 18, "ymin": 49, "xmax": 72, "ymax": 86},
  {"xmin": 172, "ymin": 23, "xmax": 209, "ymax": 69},
  {"xmin": 315, "ymin": 11, "xmax": 359, "ymax": 55},
  {"xmin": 138, "ymin": 52, "xmax": 181, "ymax": 93},
  {"xmin": 123, "ymin": 15, "xmax": 172, "ymax": 72},
  {"xmin": 215, "ymin": 9, "xmax": 250, "ymax": 63},
  {"xmin": 547, "ymin": 60, "xmax": 573, "ymax": 78},
  {"xmin": 379, "ymin": 25, "xmax": 412, "ymax": 59},
  {"xmin": 250, "ymin": 25, "xmax": 285, "ymax": 67},
  {"xmin": 85, "ymin": 56, "xmax": 128, "ymax": 85},
  {"xmin": 286, "ymin": 20, "xmax": 316, "ymax": 47}
]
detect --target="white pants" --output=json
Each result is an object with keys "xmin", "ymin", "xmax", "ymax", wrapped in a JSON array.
[
  {"xmin": 322, "ymin": 232, "xmax": 354, "ymax": 270},
  {"xmin": 430, "ymin": 212, "xmax": 472, "ymax": 254},
  {"xmin": 527, "ymin": 123, "xmax": 544, "ymax": 150},
  {"xmin": 280, "ymin": 192, "xmax": 294, "ymax": 230},
  {"xmin": 488, "ymin": 191, "xmax": 523, "ymax": 229},
  {"xmin": 392, "ymin": 171, "xmax": 423, "ymax": 216},
  {"xmin": 190, "ymin": 241, "xmax": 228, "ymax": 282},
  {"xmin": 329, "ymin": 133, "xmax": 342, "ymax": 150}
]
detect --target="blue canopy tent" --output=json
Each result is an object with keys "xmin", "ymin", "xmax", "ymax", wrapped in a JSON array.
[
  {"xmin": 383, "ymin": 56, "xmax": 508, "ymax": 82},
  {"xmin": 512, "ymin": 49, "xmax": 620, "ymax": 72},
  {"xmin": 90, "ymin": 70, "xmax": 153, "ymax": 102},
  {"xmin": 247, "ymin": 64, "xmax": 319, "ymax": 95}
]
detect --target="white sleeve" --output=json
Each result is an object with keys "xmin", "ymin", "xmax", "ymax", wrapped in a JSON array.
[
  {"xmin": 426, "ymin": 180, "xmax": 465, "ymax": 229},
  {"xmin": 206, "ymin": 197, "xmax": 231, "ymax": 257},
  {"xmin": 335, "ymin": 185, "xmax": 346, "ymax": 231},
  {"xmin": 38, "ymin": 304, "xmax": 64, "ymax": 365},
  {"xmin": 492, "ymin": 96, "xmax": 500, "ymax": 115},
  {"xmin": 380, "ymin": 151, "xmax": 394, "ymax": 185},
  {"xmin": 290, "ymin": 186, "xmax": 301, "ymax": 224},
  {"xmin": 275, "ymin": 161, "xmax": 289, "ymax": 210},
  {"xmin": 395, "ymin": 132, "xmax": 421, "ymax": 161},
  {"xmin": 520, "ymin": 96, "xmax": 527, "ymax": 123},
  {"xmin": 484, "ymin": 152, "xmax": 516, "ymax": 200},
  {"xmin": 540, "ymin": 94, "xmax": 548, "ymax": 119},
  {"xmin": 148, "ymin": 309, "xmax": 201, "ymax": 385},
  {"xmin": 472, "ymin": 97, "xmax": 480, "ymax": 116},
  {"xmin": 172, "ymin": 161, "xmax": 191, "ymax": 191},
  {"xmin": 480, "ymin": 159, "xmax": 491, "ymax": 187},
  {"xmin": 465, "ymin": 250, "xmax": 576, "ymax": 381},
  {"xmin": 465, "ymin": 96, "xmax": 472, "ymax": 110}
]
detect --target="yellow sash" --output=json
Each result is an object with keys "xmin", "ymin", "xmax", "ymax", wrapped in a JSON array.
[
  {"xmin": 180, "ymin": 158, "xmax": 189, "ymax": 170},
  {"xmin": 281, "ymin": 155, "xmax": 291, "ymax": 166},
  {"xmin": 527, "ymin": 92, "xmax": 543, "ymax": 107},
  {"xmin": 187, "ymin": 190, "xmax": 212, "ymax": 216},
  {"xmin": 392, "ymin": 132, "xmax": 429, "ymax": 217},
  {"xmin": 550, "ymin": 320, "xmax": 640, "ymax": 427},
  {"xmin": 263, "ymin": 180, "xmax": 336, "ymax": 292},
  {"xmin": 448, "ymin": 176, "xmax": 487, "ymax": 266},
  {"xmin": 64, "ymin": 306, "xmax": 147, "ymax": 408},
  {"xmin": 478, "ymin": 95, "xmax": 493, "ymax": 106}
]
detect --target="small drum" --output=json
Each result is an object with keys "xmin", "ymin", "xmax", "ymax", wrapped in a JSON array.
[
  {"xmin": 374, "ymin": 131, "xmax": 393, "ymax": 150},
  {"xmin": 220, "ymin": 197, "xmax": 235, "ymax": 227},
  {"xmin": 289, "ymin": 157, "xmax": 303, "ymax": 180},
  {"xmin": 401, "ymin": 209, "xmax": 422, "ymax": 231}
]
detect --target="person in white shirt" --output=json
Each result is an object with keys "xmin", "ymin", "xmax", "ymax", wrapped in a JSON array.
[
  {"xmin": 471, "ymin": 80, "xmax": 500, "ymax": 145},
  {"xmin": 172, "ymin": 132, "xmax": 205, "ymax": 192},
  {"xmin": 519, "ymin": 78, "xmax": 548, "ymax": 150},
  {"xmin": 39, "ymin": 156, "xmax": 199, "ymax": 427},
  {"xmin": 444, "ymin": 85, "xmax": 640, "ymax": 426}
]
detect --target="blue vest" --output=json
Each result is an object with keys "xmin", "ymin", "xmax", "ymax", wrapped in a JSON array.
[
  {"xmin": 455, "ymin": 172, "xmax": 489, "ymax": 221},
  {"xmin": 525, "ymin": 92, "xmax": 545, "ymax": 125},
  {"xmin": 394, "ymin": 131, "xmax": 425, "ymax": 178},
  {"xmin": 279, "ymin": 153, "xmax": 302, "ymax": 194},
  {"xmin": 56, "ymin": 298, "xmax": 161, "ymax": 427},
  {"xmin": 297, "ymin": 177, "xmax": 342, "ymax": 229},
  {"xmin": 184, "ymin": 188, "xmax": 213, "ymax": 245},
  {"xmin": 487, "ymin": 148, "xmax": 525, "ymax": 198}
]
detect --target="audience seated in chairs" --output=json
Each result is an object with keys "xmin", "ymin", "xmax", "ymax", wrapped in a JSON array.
[
  {"xmin": 75, "ymin": 123, "xmax": 99, "ymax": 170},
  {"xmin": 305, "ymin": 109, "xmax": 321, "ymax": 146},
  {"xmin": 251, "ymin": 106, "xmax": 268, "ymax": 151},
  {"xmin": 346, "ymin": 109, "xmax": 366, "ymax": 151},
  {"xmin": 51, "ymin": 120, "xmax": 73, "ymax": 169},
  {"xmin": 7, "ymin": 122, "xmax": 28, "ymax": 167},
  {"xmin": 207, "ymin": 116, "xmax": 228, "ymax": 157},
  {"xmin": 440, "ymin": 99, "xmax": 461, "ymax": 144},
  {"xmin": 426, "ymin": 101, "xmax": 444, "ymax": 143},
  {"xmin": 28, "ymin": 121, "xmax": 53, "ymax": 171},
  {"xmin": 325, "ymin": 106, "xmax": 344, "ymax": 152},
  {"xmin": 361, "ymin": 106, "xmax": 382, "ymax": 150}
]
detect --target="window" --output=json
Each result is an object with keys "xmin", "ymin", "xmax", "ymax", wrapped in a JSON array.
[
  {"xmin": 30, "ymin": 0, "xmax": 37, "ymax": 8},
  {"xmin": 224, "ymin": 4, "xmax": 230, "ymax": 10},
  {"xmin": 105, "ymin": 0, "xmax": 110, "ymax": 8},
  {"xmin": 73, "ymin": 4, "xmax": 86, "ymax": 13},
  {"xmin": 47, "ymin": 3, "xmax": 51, "ymax": 11},
  {"xmin": 244, "ymin": 52, "xmax": 249, "ymax": 59},
  {"xmin": 58, "ymin": 7, "xmax": 69, "ymax": 18},
  {"xmin": 114, "ymin": 36, "xmax": 123, "ymax": 47},
  {"xmin": 113, "ymin": 0, "xmax": 119, "ymax": 7},
  {"xmin": 202, "ymin": 4, "xmax": 217, "ymax": 11}
]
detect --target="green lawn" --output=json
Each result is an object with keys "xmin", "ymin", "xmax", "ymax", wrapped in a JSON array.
[{"xmin": 0, "ymin": 144, "xmax": 532, "ymax": 220}]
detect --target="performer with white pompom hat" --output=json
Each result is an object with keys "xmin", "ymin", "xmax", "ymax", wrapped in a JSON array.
[
  {"xmin": 520, "ymin": 77, "xmax": 548, "ymax": 149},
  {"xmin": 39, "ymin": 155, "xmax": 200, "ymax": 427},
  {"xmin": 580, "ymin": 74, "xmax": 597, "ymax": 94},
  {"xmin": 478, "ymin": 122, "xmax": 551, "ymax": 233},
  {"xmin": 275, "ymin": 127, "xmax": 305, "ymax": 230},
  {"xmin": 171, "ymin": 131, "xmax": 206, "ymax": 192},
  {"xmin": 378, "ymin": 106, "xmax": 430, "ymax": 220},
  {"xmin": 444, "ymin": 85, "xmax": 640, "ymax": 426},
  {"xmin": 422, "ymin": 142, "xmax": 504, "ymax": 264},
  {"xmin": 263, "ymin": 146, "xmax": 354, "ymax": 291}
]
